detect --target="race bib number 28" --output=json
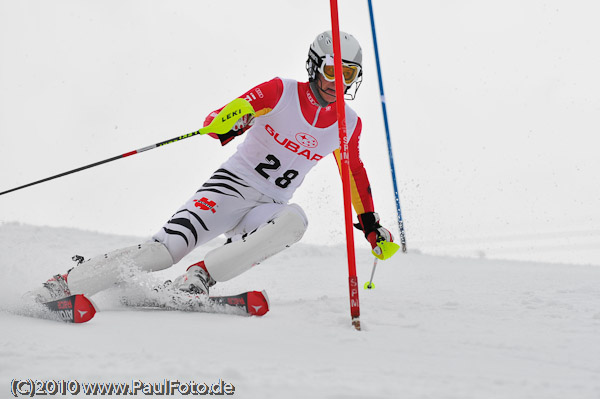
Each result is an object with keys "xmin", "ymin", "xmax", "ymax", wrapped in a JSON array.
[{"xmin": 254, "ymin": 154, "xmax": 299, "ymax": 188}]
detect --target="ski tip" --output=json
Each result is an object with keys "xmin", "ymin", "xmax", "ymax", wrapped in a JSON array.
[
  {"xmin": 73, "ymin": 294, "xmax": 97, "ymax": 323},
  {"xmin": 246, "ymin": 290, "xmax": 270, "ymax": 316}
]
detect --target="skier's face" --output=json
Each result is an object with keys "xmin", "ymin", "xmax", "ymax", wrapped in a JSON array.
[{"xmin": 316, "ymin": 73, "xmax": 337, "ymax": 104}]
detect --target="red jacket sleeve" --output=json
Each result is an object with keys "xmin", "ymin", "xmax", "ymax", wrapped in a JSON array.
[
  {"xmin": 204, "ymin": 77, "xmax": 284, "ymax": 146},
  {"xmin": 333, "ymin": 117, "xmax": 375, "ymax": 215}
]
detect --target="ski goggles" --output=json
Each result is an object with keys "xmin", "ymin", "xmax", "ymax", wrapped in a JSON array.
[{"xmin": 319, "ymin": 55, "xmax": 361, "ymax": 86}]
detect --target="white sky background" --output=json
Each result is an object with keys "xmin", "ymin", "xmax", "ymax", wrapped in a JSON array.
[{"xmin": 1, "ymin": 1, "xmax": 599, "ymax": 263}]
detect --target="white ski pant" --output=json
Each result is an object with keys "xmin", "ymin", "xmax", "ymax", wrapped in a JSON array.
[
  {"xmin": 152, "ymin": 168, "xmax": 308, "ymax": 276},
  {"xmin": 47, "ymin": 169, "xmax": 307, "ymax": 298}
]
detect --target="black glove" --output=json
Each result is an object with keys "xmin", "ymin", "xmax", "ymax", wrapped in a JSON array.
[
  {"xmin": 355, "ymin": 212, "xmax": 399, "ymax": 259},
  {"xmin": 355, "ymin": 212, "xmax": 393, "ymax": 249}
]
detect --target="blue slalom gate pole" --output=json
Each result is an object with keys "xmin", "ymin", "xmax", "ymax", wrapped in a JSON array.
[{"xmin": 367, "ymin": 0, "xmax": 407, "ymax": 252}]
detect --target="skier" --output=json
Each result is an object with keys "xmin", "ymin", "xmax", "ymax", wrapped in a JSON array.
[{"xmin": 30, "ymin": 30, "xmax": 398, "ymax": 302}]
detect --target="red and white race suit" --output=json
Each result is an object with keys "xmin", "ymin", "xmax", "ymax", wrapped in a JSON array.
[
  {"xmin": 210, "ymin": 77, "xmax": 374, "ymax": 213},
  {"xmin": 153, "ymin": 77, "xmax": 375, "ymax": 265}
]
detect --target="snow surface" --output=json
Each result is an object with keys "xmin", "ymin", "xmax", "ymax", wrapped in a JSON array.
[{"xmin": 1, "ymin": 223, "xmax": 599, "ymax": 399}]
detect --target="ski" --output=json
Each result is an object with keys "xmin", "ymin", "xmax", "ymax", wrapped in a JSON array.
[
  {"xmin": 43, "ymin": 294, "xmax": 97, "ymax": 323},
  {"xmin": 17, "ymin": 294, "xmax": 99, "ymax": 323},
  {"xmin": 208, "ymin": 291, "xmax": 270, "ymax": 316},
  {"xmin": 122, "ymin": 289, "xmax": 270, "ymax": 317}
]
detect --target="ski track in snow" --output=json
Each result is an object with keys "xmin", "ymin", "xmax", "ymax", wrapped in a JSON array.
[{"xmin": 1, "ymin": 223, "xmax": 599, "ymax": 399}]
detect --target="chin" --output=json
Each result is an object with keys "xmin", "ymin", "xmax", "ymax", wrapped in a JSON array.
[{"xmin": 323, "ymin": 93, "xmax": 337, "ymax": 102}]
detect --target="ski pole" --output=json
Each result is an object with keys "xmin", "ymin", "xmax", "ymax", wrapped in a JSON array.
[
  {"xmin": 364, "ymin": 257, "xmax": 378, "ymax": 289},
  {"xmin": 0, "ymin": 98, "xmax": 254, "ymax": 196}
]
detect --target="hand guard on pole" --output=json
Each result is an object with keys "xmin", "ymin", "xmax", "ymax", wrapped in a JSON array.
[
  {"xmin": 355, "ymin": 212, "xmax": 400, "ymax": 260},
  {"xmin": 205, "ymin": 107, "xmax": 255, "ymax": 145}
]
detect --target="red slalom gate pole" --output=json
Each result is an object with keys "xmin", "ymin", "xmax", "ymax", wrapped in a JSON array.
[{"xmin": 329, "ymin": 0, "xmax": 361, "ymax": 331}]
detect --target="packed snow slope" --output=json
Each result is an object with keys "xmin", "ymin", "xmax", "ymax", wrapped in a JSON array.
[{"xmin": 1, "ymin": 223, "xmax": 599, "ymax": 399}]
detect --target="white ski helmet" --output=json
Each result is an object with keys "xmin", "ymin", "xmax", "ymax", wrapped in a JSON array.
[{"xmin": 306, "ymin": 30, "xmax": 363, "ymax": 99}]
